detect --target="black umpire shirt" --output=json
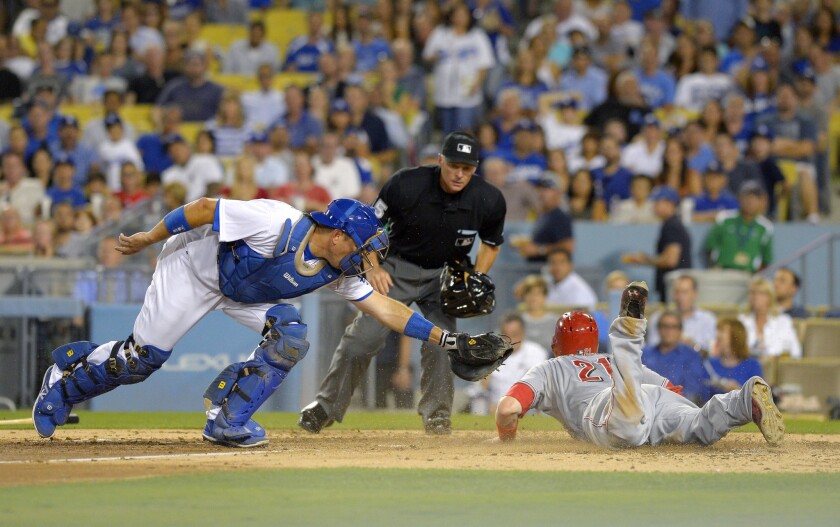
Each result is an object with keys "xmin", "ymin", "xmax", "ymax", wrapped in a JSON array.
[
  {"xmin": 373, "ymin": 165, "xmax": 506, "ymax": 269},
  {"xmin": 655, "ymin": 214, "xmax": 692, "ymax": 301}
]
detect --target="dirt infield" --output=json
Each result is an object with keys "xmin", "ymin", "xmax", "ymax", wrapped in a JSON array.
[{"xmin": 1, "ymin": 428, "xmax": 838, "ymax": 486}]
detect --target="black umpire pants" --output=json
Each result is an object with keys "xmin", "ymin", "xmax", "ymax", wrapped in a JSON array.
[{"xmin": 315, "ymin": 255, "xmax": 456, "ymax": 422}]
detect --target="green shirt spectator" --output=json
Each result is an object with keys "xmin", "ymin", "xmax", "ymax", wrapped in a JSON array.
[{"xmin": 705, "ymin": 181, "xmax": 773, "ymax": 273}]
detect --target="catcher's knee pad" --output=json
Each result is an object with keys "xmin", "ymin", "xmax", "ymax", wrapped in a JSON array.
[{"xmin": 259, "ymin": 303, "xmax": 310, "ymax": 370}]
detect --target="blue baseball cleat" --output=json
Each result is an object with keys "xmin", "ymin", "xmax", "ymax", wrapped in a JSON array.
[
  {"xmin": 32, "ymin": 366, "xmax": 72, "ymax": 438},
  {"xmin": 202, "ymin": 413, "xmax": 268, "ymax": 448}
]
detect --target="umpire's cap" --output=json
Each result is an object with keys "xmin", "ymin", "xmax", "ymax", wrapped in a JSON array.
[{"xmin": 441, "ymin": 132, "xmax": 480, "ymax": 167}]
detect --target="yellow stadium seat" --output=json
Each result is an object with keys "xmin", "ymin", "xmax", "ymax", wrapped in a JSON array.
[
  {"xmin": 178, "ymin": 122, "xmax": 206, "ymax": 144},
  {"xmin": 829, "ymin": 112, "xmax": 840, "ymax": 174},
  {"xmin": 211, "ymin": 73, "xmax": 259, "ymax": 93},
  {"xmin": 775, "ymin": 159, "xmax": 799, "ymax": 222},
  {"xmin": 273, "ymin": 72, "xmax": 317, "ymax": 90},
  {"xmin": 120, "ymin": 104, "xmax": 154, "ymax": 134},
  {"xmin": 200, "ymin": 24, "xmax": 248, "ymax": 52},
  {"xmin": 262, "ymin": 9, "xmax": 308, "ymax": 59},
  {"xmin": 0, "ymin": 104, "xmax": 14, "ymax": 122},
  {"xmin": 802, "ymin": 319, "xmax": 840, "ymax": 359},
  {"xmin": 59, "ymin": 104, "xmax": 102, "ymax": 127},
  {"xmin": 775, "ymin": 357, "xmax": 840, "ymax": 413}
]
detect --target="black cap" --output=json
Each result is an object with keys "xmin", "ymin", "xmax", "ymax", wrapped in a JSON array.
[
  {"xmin": 441, "ymin": 132, "xmax": 480, "ymax": 167},
  {"xmin": 739, "ymin": 180, "xmax": 767, "ymax": 197}
]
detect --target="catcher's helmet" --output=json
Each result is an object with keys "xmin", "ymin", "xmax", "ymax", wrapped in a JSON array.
[
  {"xmin": 310, "ymin": 199, "xmax": 389, "ymax": 276},
  {"xmin": 440, "ymin": 266, "xmax": 495, "ymax": 319},
  {"xmin": 551, "ymin": 311, "xmax": 599, "ymax": 357}
]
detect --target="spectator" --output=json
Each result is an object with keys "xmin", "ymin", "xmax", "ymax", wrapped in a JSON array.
[
  {"xmin": 583, "ymin": 69, "xmax": 649, "ymax": 138},
  {"xmin": 481, "ymin": 157, "xmax": 539, "ymax": 222},
  {"xmin": 501, "ymin": 120, "xmax": 547, "ymax": 183},
  {"xmin": 620, "ymin": 114, "xmax": 665, "ymax": 178},
  {"xmin": 681, "ymin": 0, "xmax": 748, "ymax": 42},
  {"xmin": 641, "ymin": 8, "xmax": 676, "ymax": 65},
  {"xmin": 110, "ymin": 30, "xmax": 145, "ymax": 82},
  {"xmin": 53, "ymin": 36, "xmax": 87, "ymax": 84},
  {"xmin": 31, "ymin": 218, "xmax": 56, "ymax": 258},
  {"xmin": 522, "ymin": 0, "xmax": 597, "ymax": 48},
  {"xmin": 0, "ymin": 36, "xmax": 24, "ymax": 103},
  {"xmin": 622, "ymin": 186, "xmax": 692, "ymax": 301},
  {"xmin": 344, "ymin": 84, "xmax": 394, "ymax": 163},
  {"xmin": 97, "ymin": 113, "xmax": 144, "ymax": 191},
  {"xmin": 692, "ymin": 162, "xmax": 740, "ymax": 223},
  {"xmin": 4, "ymin": 33, "xmax": 35, "ymax": 82},
  {"xmin": 205, "ymin": 92, "xmax": 250, "ymax": 158},
  {"xmin": 471, "ymin": 313, "xmax": 548, "ymax": 415},
  {"xmin": 70, "ymin": 51, "xmax": 129, "ymax": 104},
  {"xmin": 511, "ymin": 172, "xmax": 573, "ymax": 261},
  {"xmin": 23, "ymin": 100, "xmax": 56, "ymax": 163},
  {"xmin": 592, "ymin": 135, "xmax": 633, "ymax": 212},
  {"xmin": 545, "ymin": 248, "xmax": 598, "ymax": 312},
  {"xmin": 567, "ymin": 169, "xmax": 603, "ymax": 221},
  {"xmin": 312, "ymin": 132, "xmax": 362, "ymax": 200},
  {"xmin": 537, "ymin": 95, "xmax": 585, "ymax": 155},
  {"xmin": 82, "ymin": 0, "xmax": 121, "ymax": 50},
  {"xmin": 352, "ymin": 7, "xmax": 391, "ymax": 74},
  {"xmin": 220, "ymin": 155, "xmax": 268, "ymax": 201},
  {"xmin": 647, "ymin": 274, "xmax": 718, "ymax": 352},
  {"xmin": 641, "ymin": 310, "xmax": 710, "ymax": 405},
  {"xmin": 205, "ymin": 0, "xmax": 249, "ymax": 25},
  {"xmin": 756, "ymin": 83, "xmax": 820, "ymax": 223},
  {"xmin": 0, "ymin": 151, "xmax": 44, "ymax": 226},
  {"xmin": 567, "ymin": 131, "xmax": 605, "ymax": 174},
  {"xmin": 706, "ymin": 181, "xmax": 773, "ymax": 273},
  {"xmin": 0, "ymin": 205, "xmax": 35, "ymax": 255},
  {"xmin": 241, "ymin": 64, "xmax": 286, "ymax": 131},
  {"xmin": 773, "ymin": 267, "xmax": 810, "ymax": 319},
  {"xmin": 609, "ymin": 174, "xmax": 657, "ymax": 224},
  {"xmin": 48, "ymin": 116, "xmax": 96, "ymax": 188},
  {"xmin": 738, "ymin": 277, "xmax": 801, "ymax": 358},
  {"xmin": 752, "ymin": 0, "xmax": 782, "ymax": 44},
  {"xmin": 747, "ymin": 125, "xmax": 787, "ymax": 220},
  {"xmin": 283, "ymin": 11, "xmax": 334, "ymax": 72},
  {"xmin": 73, "ymin": 237, "xmax": 148, "ymax": 304},
  {"xmin": 243, "ymin": 131, "xmax": 290, "ymax": 190},
  {"xmin": 271, "ymin": 152, "xmax": 332, "ymax": 213},
  {"xmin": 674, "ymin": 46, "xmax": 733, "ymax": 112},
  {"xmin": 52, "ymin": 201, "xmax": 84, "ymax": 257},
  {"xmin": 515, "ymin": 274, "xmax": 557, "ymax": 353},
  {"xmin": 795, "ymin": 66, "xmax": 831, "ymax": 217},
  {"xmin": 635, "ymin": 39, "xmax": 676, "ymax": 109},
  {"xmin": 684, "ymin": 120, "xmax": 716, "ymax": 174},
  {"xmin": 12, "ymin": 0, "xmax": 68, "ymax": 46},
  {"xmin": 273, "ymin": 85, "xmax": 323, "ymax": 152},
  {"xmin": 224, "ymin": 20, "xmax": 279, "ymax": 75},
  {"xmin": 658, "ymin": 137, "xmax": 701, "ymax": 199},
  {"xmin": 707, "ymin": 317, "xmax": 763, "ymax": 395},
  {"xmin": 113, "ymin": 162, "xmax": 149, "ymax": 207},
  {"xmin": 136, "ymin": 105, "xmax": 182, "ymax": 177},
  {"xmin": 742, "ymin": 59, "xmax": 775, "ymax": 123},
  {"xmin": 499, "ymin": 48, "xmax": 549, "ymax": 116},
  {"xmin": 423, "ymin": 2, "xmax": 495, "ymax": 135},
  {"xmin": 155, "ymin": 51, "xmax": 224, "ymax": 123},
  {"xmin": 493, "ymin": 89, "xmax": 526, "ymax": 151},
  {"xmin": 713, "ymin": 131, "xmax": 763, "ymax": 196},
  {"xmin": 160, "ymin": 134, "xmax": 224, "ymax": 202},
  {"xmin": 392, "ymin": 38, "xmax": 426, "ymax": 108},
  {"xmin": 46, "ymin": 154, "xmax": 86, "ymax": 209},
  {"xmin": 29, "ymin": 147, "xmax": 53, "ymax": 188},
  {"xmin": 120, "ymin": 4, "xmax": 164, "ymax": 59},
  {"xmin": 127, "ymin": 46, "xmax": 177, "ymax": 105},
  {"xmin": 720, "ymin": 17, "xmax": 758, "ymax": 75},
  {"xmin": 194, "ymin": 130, "xmax": 217, "ymax": 156},
  {"xmin": 82, "ymin": 90, "xmax": 137, "ymax": 149},
  {"xmin": 558, "ymin": 46, "xmax": 608, "ymax": 111}
]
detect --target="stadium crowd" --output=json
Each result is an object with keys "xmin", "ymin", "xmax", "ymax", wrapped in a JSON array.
[{"xmin": 0, "ymin": 0, "xmax": 838, "ymax": 412}]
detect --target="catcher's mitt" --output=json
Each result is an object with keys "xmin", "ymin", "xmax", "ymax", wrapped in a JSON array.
[
  {"xmin": 446, "ymin": 332, "xmax": 514, "ymax": 382},
  {"xmin": 440, "ymin": 263, "xmax": 496, "ymax": 319}
]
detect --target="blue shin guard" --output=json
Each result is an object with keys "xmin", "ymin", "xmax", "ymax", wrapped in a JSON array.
[
  {"xmin": 33, "ymin": 338, "xmax": 171, "ymax": 438},
  {"xmin": 203, "ymin": 304, "xmax": 309, "ymax": 447}
]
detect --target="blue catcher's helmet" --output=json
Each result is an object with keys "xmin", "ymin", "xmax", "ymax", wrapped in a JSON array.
[{"xmin": 310, "ymin": 199, "xmax": 389, "ymax": 276}]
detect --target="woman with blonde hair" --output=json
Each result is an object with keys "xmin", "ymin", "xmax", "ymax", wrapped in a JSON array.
[
  {"xmin": 738, "ymin": 277, "xmax": 801, "ymax": 358},
  {"xmin": 707, "ymin": 317, "xmax": 763, "ymax": 395},
  {"xmin": 205, "ymin": 91, "xmax": 250, "ymax": 158},
  {"xmin": 221, "ymin": 155, "xmax": 268, "ymax": 201}
]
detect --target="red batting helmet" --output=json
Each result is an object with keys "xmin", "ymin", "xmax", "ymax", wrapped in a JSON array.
[{"xmin": 551, "ymin": 311, "xmax": 599, "ymax": 357}]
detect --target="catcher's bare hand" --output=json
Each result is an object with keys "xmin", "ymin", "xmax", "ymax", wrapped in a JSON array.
[
  {"xmin": 116, "ymin": 232, "xmax": 153, "ymax": 255},
  {"xmin": 367, "ymin": 266, "xmax": 394, "ymax": 295}
]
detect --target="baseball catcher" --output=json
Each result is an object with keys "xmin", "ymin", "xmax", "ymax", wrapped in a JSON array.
[
  {"xmin": 440, "ymin": 260, "xmax": 496, "ymax": 318},
  {"xmin": 494, "ymin": 282, "xmax": 784, "ymax": 448}
]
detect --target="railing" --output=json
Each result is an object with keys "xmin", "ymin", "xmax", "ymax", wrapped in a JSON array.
[{"xmin": 760, "ymin": 232, "xmax": 840, "ymax": 308}]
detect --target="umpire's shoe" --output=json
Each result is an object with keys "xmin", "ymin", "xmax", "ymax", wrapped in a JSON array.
[
  {"xmin": 750, "ymin": 378, "xmax": 785, "ymax": 446},
  {"xmin": 298, "ymin": 401, "xmax": 334, "ymax": 433},
  {"xmin": 424, "ymin": 413, "xmax": 452, "ymax": 435},
  {"xmin": 619, "ymin": 281, "xmax": 648, "ymax": 319}
]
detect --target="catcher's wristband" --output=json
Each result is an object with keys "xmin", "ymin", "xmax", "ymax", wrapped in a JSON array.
[{"xmin": 163, "ymin": 206, "xmax": 192, "ymax": 234}]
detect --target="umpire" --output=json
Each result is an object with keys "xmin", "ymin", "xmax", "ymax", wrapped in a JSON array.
[{"xmin": 299, "ymin": 131, "xmax": 506, "ymax": 434}]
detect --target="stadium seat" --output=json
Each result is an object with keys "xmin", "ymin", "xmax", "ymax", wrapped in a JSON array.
[
  {"xmin": 775, "ymin": 357, "xmax": 840, "ymax": 413},
  {"xmin": 273, "ymin": 72, "xmax": 318, "ymax": 89},
  {"xmin": 263, "ymin": 9, "xmax": 309, "ymax": 60},
  {"xmin": 120, "ymin": 104, "xmax": 154, "ymax": 134},
  {"xmin": 199, "ymin": 24, "xmax": 247, "ymax": 53},
  {"xmin": 801, "ymin": 319, "xmax": 840, "ymax": 359},
  {"xmin": 178, "ymin": 122, "xmax": 205, "ymax": 144},
  {"xmin": 211, "ymin": 73, "xmax": 259, "ymax": 92},
  {"xmin": 59, "ymin": 104, "xmax": 102, "ymax": 128}
]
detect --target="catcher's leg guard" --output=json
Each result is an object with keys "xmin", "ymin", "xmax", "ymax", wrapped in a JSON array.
[
  {"xmin": 203, "ymin": 304, "xmax": 309, "ymax": 447},
  {"xmin": 33, "ymin": 338, "xmax": 171, "ymax": 438}
]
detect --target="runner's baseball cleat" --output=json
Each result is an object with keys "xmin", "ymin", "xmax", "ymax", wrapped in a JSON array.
[
  {"xmin": 619, "ymin": 281, "xmax": 648, "ymax": 319},
  {"xmin": 751, "ymin": 379, "xmax": 784, "ymax": 446}
]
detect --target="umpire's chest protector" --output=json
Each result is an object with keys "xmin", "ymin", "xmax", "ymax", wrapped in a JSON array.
[{"xmin": 217, "ymin": 216, "xmax": 340, "ymax": 303}]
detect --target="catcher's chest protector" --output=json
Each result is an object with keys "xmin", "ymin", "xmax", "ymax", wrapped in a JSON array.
[{"xmin": 218, "ymin": 216, "xmax": 340, "ymax": 303}]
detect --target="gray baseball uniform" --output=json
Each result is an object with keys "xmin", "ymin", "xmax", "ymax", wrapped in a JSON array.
[{"xmin": 515, "ymin": 317, "xmax": 759, "ymax": 448}]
